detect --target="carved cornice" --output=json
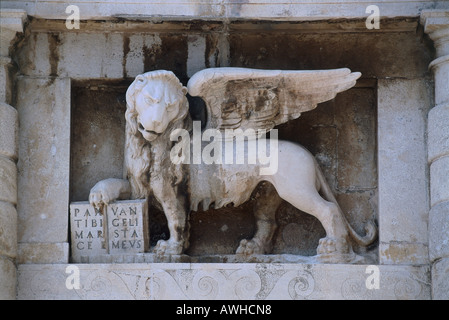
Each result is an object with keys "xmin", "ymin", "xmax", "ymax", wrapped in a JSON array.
[
  {"xmin": 421, "ymin": 10, "xmax": 449, "ymax": 58},
  {"xmin": 0, "ymin": 9, "xmax": 27, "ymax": 57},
  {"xmin": 1, "ymin": 1, "xmax": 448, "ymax": 21}
]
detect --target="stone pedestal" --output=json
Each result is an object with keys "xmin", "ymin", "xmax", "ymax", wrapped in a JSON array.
[
  {"xmin": 0, "ymin": 8, "xmax": 26, "ymax": 300},
  {"xmin": 421, "ymin": 9, "xmax": 449, "ymax": 300},
  {"xmin": 17, "ymin": 263, "xmax": 430, "ymax": 300}
]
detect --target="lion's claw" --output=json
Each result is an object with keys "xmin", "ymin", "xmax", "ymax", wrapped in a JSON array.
[
  {"xmin": 317, "ymin": 237, "xmax": 350, "ymax": 255},
  {"xmin": 154, "ymin": 240, "xmax": 183, "ymax": 256},
  {"xmin": 89, "ymin": 178, "xmax": 130, "ymax": 211}
]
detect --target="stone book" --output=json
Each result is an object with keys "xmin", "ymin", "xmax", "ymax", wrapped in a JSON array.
[{"xmin": 70, "ymin": 199, "xmax": 149, "ymax": 262}]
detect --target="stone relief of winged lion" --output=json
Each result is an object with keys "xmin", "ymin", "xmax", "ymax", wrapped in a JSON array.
[{"xmin": 89, "ymin": 67, "xmax": 377, "ymax": 263}]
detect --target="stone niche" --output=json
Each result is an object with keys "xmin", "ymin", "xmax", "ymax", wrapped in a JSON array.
[
  {"xmin": 12, "ymin": 16, "xmax": 435, "ymax": 299},
  {"xmin": 67, "ymin": 27, "xmax": 380, "ymax": 262},
  {"xmin": 70, "ymin": 78, "xmax": 377, "ymax": 260}
]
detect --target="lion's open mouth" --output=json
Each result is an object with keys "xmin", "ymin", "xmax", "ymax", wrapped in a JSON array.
[
  {"xmin": 142, "ymin": 131, "xmax": 161, "ymax": 141},
  {"xmin": 138, "ymin": 123, "xmax": 161, "ymax": 135},
  {"xmin": 146, "ymin": 130, "xmax": 161, "ymax": 136},
  {"xmin": 138, "ymin": 123, "xmax": 163, "ymax": 141}
]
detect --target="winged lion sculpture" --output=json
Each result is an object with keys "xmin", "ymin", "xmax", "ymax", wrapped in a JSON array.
[{"xmin": 89, "ymin": 67, "xmax": 377, "ymax": 263}]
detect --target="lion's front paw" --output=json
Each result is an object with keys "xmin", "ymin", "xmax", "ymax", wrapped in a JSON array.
[
  {"xmin": 89, "ymin": 179, "xmax": 123, "ymax": 210},
  {"xmin": 154, "ymin": 239, "xmax": 183, "ymax": 256},
  {"xmin": 317, "ymin": 237, "xmax": 350, "ymax": 255},
  {"xmin": 236, "ymin": 239, "xmax": 265, "ymax": 256}
]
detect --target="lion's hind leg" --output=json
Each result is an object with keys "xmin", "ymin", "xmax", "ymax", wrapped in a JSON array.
[
  {"xmin": 270, "ymin": 144, "xmax": 353, "ymax": 259},
  {"xmin": 277, "ymin": 183, "xmax": 352, "ymax": 256}
]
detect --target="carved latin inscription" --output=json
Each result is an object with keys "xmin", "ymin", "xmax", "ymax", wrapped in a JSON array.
[
  {"xmin": 70, "ymin": 199, "xmax": 148, "ymax": 262},
  {"xmin": 70, "ymin": 202, "xmax": 107, "ymax": 262},
  {"xmin": 108, "ymin": 200, "xmax": 149, "ymax": 254}
]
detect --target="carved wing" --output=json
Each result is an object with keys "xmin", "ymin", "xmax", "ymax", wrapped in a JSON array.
[{"xmin": 187, "ymin": 67, "xmax": 361, "ymax": 132}]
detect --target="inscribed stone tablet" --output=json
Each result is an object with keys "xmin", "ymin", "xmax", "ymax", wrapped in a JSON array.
[
  {"xmin": 70, "ymin": 202, "xmax": 107, "ymax": 262},
  {"xmin": 107, "ymin": 200, "xmax": 149, "ymax": 254}
]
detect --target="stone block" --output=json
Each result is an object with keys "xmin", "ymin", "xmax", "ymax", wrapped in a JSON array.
[
  {"xmin": 0, "ymin": 256, "xmax": 16, "ymax": 300},
  {"xmin": 0, "ymin": 201, "xmax": 17, "ymax": 259},
  {"xmin": 17, "ymin": 263, "xmax": 430, "ymax": 300},
  {"xmin": 16, "ymin": 33, "xmax": 52, "ymax": 77},
  {"xmin": 16, "ymin": 77, "xmax": 71, "ymax": 243},
  {"xmin": 17, "ymin": 242, "xmax": 69, "ymax": 264},
  {"xmin": 0, "ymin": 102, "xmax": 18, "ymax": 160},
  {"xmin": 20, "ymin": 31, "xmax": 191, "ymax": 80},
  {"xmin": 124, "ymin": 34, "xmax": 162, "ymax": 78},
  {"xmin": 229, "ymin": 32, "xmax": 432, "ymax": 79},
  {"xmin": 70, "ymin": 202, "xmax": 107, "ymax": 262},
  {"xmin": 107, "ymin": 200, "xmax": 149, "ymax": 254},
  {"xmin": 58, "ymin": 33, "xmax": 124, "ymax": 78},
  {"xmin": 15, "ymin": 32, "xmax": 50, "ymax": 77},
  {"xmin": 0, "ymin": 156, "xmax": 16, "ymax": 205},
  {"xmin": 187, "ymin": 35, "xmax": 207, "ymax": 78},
  {"xmin": 428, "ymin": 102, "xmax": 449, "ymax": 163},
  {"xmin": 429, "ymin": 201, "xmax": 449, "ymax": 262},
  {"xmin": 70, "ymin": 200, "xmax": 149, "ymax": 262},
  {"xmin": 430, "ymin": 156, "xmax": 449, "ymax": 206},
  {"xmin": 377, "ymin": 79, "xmax": 430, "ymax": 260}
]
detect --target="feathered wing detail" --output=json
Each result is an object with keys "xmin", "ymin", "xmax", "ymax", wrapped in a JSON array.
[{"xmin": 187, "ymin": 67, "xmax": 361, "ymax": 132}]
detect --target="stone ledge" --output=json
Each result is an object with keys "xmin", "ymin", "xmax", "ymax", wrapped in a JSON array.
[
  {"xmin": 17, "ymin": 262, "xmax": 430, "ymax": 300},
  {"xmin": 25, "ymin": 17, "xmax": 421, "ymax": 34},
  {"xmin": 16, "ymin": 77, "xmax": 71, "ymax": 243},
  {"xmin": 74, "ymin": 252, "xmax": 377, "ymax": 265},
  {"xmin": 1, "ymin": 1, "xmax": 447, "ymax": 21}
]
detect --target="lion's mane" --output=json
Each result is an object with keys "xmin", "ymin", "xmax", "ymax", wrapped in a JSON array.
[{"xmin": 124, "ymin": 70, "xmax": 191, "ymax": 199}]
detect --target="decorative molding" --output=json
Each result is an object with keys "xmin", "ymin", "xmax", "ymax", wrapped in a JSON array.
[
  {"xmin": 0, "ymin": 9, "xmax": 27, "ymax": 56},
  {"xmin": 1, "ymin": 1, "xmax": 447, "ymax": 22},
  {"xmin": 421, "ymin": 10, "xmax": 449, "ymax": 57},
  {"xmin": 18, "ymin": 263, "xmax": 431, "ymax": 300}
]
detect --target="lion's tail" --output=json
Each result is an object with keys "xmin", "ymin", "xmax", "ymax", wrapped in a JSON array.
[{"xmin": 315, "ymin": 162, "xmax": 377, "ymax": 247}]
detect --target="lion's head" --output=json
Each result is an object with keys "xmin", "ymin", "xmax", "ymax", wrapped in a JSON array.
[
  {"xmin": 124, "ymin": 71, "xmax": 190, "ymax": 199},
  {"xmin": 126, "ymin": 70, "xmax": 189, "ymax": 142}
]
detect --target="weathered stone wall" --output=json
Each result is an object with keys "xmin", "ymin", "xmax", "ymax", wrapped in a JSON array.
[
  {"xmin": 0, "ymin": 9, "xmax": 26, "ymax": 300},
  {"xmin": 2, "ymin": 0, "xmax": 445, "ymax": 298},
  {"xmin": 421, "ymin": 10, "xmax": 449, "ymax": 300}
]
